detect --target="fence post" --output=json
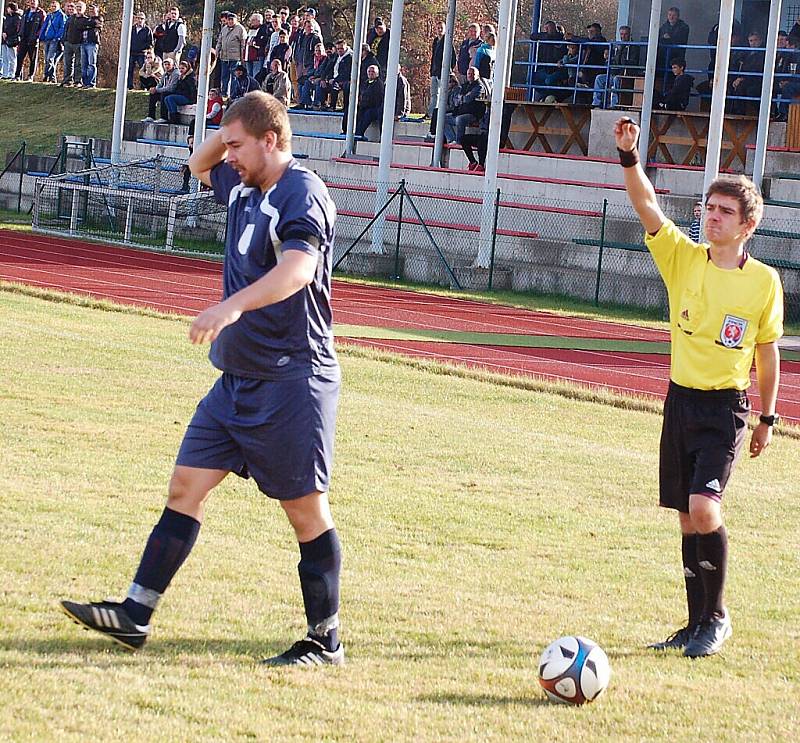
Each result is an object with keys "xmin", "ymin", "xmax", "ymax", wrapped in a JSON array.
[
  {"xmin": 17, "ymin": 140, "xmax": 26, "ymax": 213},
  {"xmin": 165, "ymin": 197, "xmax": 178, "ymax": 251},
  {"xmin": 594, "ymin": 198, "xmax": 608, "ymax": 306},
  {"xmin": 488, "ymin": 187, "xmax": 501, "ymax": 290},
  {"xmin": 394, "ymin": 179, "xmax": 405, "ymax": 280},
  {"xmin": 124, "ymin": 194, "xmax": 134, "ymax": 242},
  {"xmin": 59, "ymin": 136, "xmax": 67, "ymax": 174}
]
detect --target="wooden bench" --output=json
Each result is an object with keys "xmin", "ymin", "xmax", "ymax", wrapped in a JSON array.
[
  {"xmin": 647, "ymin": 111, "xmax": 757, "ymax": 169},
  {"xmin": 507, "ymin": 102, "xmax": 592, "ymax": 156}
]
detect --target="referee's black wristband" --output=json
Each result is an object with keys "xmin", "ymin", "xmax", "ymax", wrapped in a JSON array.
[{"xmin": 617, "ymin": 147, "xmax": 640, "ymax": 168}]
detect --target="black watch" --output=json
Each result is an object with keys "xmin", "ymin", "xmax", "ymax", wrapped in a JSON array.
[{"xmin": 759, "ymin": 414, "xmax": 780, "ymax": 426}]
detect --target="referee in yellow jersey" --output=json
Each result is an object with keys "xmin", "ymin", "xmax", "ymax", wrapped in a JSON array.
[{"xmin": 614, "ymin": 118, "xmax": 783, "ymax": 658}]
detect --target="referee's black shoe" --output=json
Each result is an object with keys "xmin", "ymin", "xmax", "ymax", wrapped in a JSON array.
[
  {"xmin": 261, "ymin": 636, "xmax": 345, "ymax": 667},
  {"xmin": 60, "ymin": 600, "xmax": 150, "ymax": 650},
  {"xmin": 683, "ymin": 611, "xmax": 732, "ymax": 658},
  {"xmin": 647, "ymin": 624, "xmax": 695, "ymax": 651}
]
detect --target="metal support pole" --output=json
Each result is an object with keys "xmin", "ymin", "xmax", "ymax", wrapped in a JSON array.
[
  {"xmin": 193, "ymin": 0, "xmax": 217, "ymax": 153},
  {"xmin": 344, "ymin": 0, "xmax": 369, "ymax": 157},
  {"xmin": 703, "ymin": 0, "xmax": 736, "ymax": 198},
  {"xmin": 370, "ymin": 0, "xmax": 405, "ymax": 254},
  {"xmin": 594, "ymin": 198, "xmax": 608, "ymax": 305},
  {"xmin": 69, "ymin": 188, "xmax": 79, "ymax": 233},
  {"xmin": 431, "ymin": 0, "xmax": 457, "ymax": 167},
  {"xmin": 476, "ymin": 0, "xmax": 514, "ymax": 268},
  {"xmin": 752, "ymin": 0, "xmax": 783, "ymax": 191},
  {"xmin": 394, "ymin": 179, "xmax": 405, "ymax": 279},
  {"xmin": 506, "ymin": 0, "xmax": 519, "ymax": 88},
  {"xmin": 488, "ymin": 188, "xmax": 500, "ymax": 289},
  {"xmin": 111, "ymin": 0, "xmax": 135, "ymax": 165},
  {"xmin": 17, "ymin": 140, "xmax": 25, "ymax": 213},
  {"xmin": 526, "ymin": 0, "xmax": 542, "ymax": 99},
  {"xmin": 124, "ymin": 194, "xmax": 134, "ymax": 242},
  {"xmin": 637, "ymin": 0, "xmax": 663, "ymax": 166}
]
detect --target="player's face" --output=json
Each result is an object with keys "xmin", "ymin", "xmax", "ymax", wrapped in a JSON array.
[
  {"xmin": 222, "ymin": 119, "xmax": 276, "ymax": 189},
  {"xmin": 704, "ymin": 194, "xmax": 753, "ymax": 245}
]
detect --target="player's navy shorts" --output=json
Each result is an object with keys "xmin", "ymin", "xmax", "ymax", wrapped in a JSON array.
[
  {"xmin": 659, "ymin": 381, "xmax": 750, "ymax": 513},
  {"xmin": 176, "ymin": 371, "xmax": 340, "ymax": 500}
]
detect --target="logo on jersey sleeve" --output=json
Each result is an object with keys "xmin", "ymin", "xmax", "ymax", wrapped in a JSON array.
[{"xmin": 719, "ymin": 314, "xmax": 747, "ymax": 348}]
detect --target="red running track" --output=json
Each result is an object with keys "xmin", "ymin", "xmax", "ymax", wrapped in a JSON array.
[{"xmin": 1, "ymin": 230, "xmax": 798, "ymax": 422}]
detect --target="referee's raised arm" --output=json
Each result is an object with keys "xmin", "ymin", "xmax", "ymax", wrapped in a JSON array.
[
  {"xmin": 614, "ymin": 117, "xmax": 666, "ymax": 236},
  {"xmin": 188, "ymin": 128, "xmax": 228, "ymax": 187}
]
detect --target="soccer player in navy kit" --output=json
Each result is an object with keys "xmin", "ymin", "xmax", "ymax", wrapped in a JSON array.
[{"xmin": 61, "ymin": 92, "xmax": 344, "ymax": 666}]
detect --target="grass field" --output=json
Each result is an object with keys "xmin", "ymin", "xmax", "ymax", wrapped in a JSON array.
[{"xmin": 2, "ymin": 289, "xmax": 799, "ymax": 741}]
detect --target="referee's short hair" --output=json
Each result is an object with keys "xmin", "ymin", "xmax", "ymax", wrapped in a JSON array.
[
  {"xmin": 221, "ymin": 91, "xmax": 292, "ymax": 152},
  {"xmin": 705, "ymin": 175, "xmax": 764, "ymax": 227}
]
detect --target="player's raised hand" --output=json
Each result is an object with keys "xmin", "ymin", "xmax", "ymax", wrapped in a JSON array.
[
  {"xmin": 189, "ymin": 301, "xmax": 243, "ymax": 345},
  {"xmin": 614, "ymin": 117, "xmax": 640, "ymax": 152}
]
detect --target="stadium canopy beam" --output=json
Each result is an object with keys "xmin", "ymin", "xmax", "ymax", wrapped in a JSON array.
[
  {"xmin": 111, "ymin": 0, "xmax": 135, "ymax": 165},
  {"xmin": 344, "ymin": 0, "xmax": 370, "ymax": 157},
  {"xmin": 703, "ymin": 0, "xmax": 736, "ymax": 198},
  {"xmin": 636, "ymin": 0, "xmax": 663, "ymax": 169},
  {"xmin": 370, "ymin": 0, "xmax": 405, "ymax": 253},
  {"xmin": 475, "ymin": 0, "xmax": 514, "ymax": 268},
  {"xmin": 752, "ymin": 0, "xmax": 783, "ymax": 191},
  {"xmin": 192, "ymin": 0, "xmax": 217, "ymax": 153},
  {"xmin": 431, "ymin": 0, "xmax": 457, "ymax": 167}
]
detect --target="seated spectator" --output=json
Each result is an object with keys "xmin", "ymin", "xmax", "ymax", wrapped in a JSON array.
[
  {"xmin": 530, "ymin": 20, "xmax": 566, "ymax": 99},
  {"xmin": 230, "ymin": 61, "xmax": 260, "ymax": 100},
  {"xmin": 162, "ymin": 58, "xmax": 197, "ymax": 124},
  {"xmin": 355, "ymin": 64, "xmax": 384, "ymax": 136},
  {"xmin": 261, "ymin": 57, "xmax": 291, "ymax": 106},
  {"xmin": 143, "ymin": 56, "xmax": 179, "ymax": 122},
  {"xmin": 296, "ymin": 41, "xmax": 327, "ymax": 109},
  {"xmin": 395, "ymin": 65, "xmax": 411, "ymax": 119},
  {"xmin": 426, "ymin": 72, "xmax": 460, "ymax": 141},
  {"xmin": 655, "ymin": 58, "xmax": 693, "ymax": 110},
  {"xmin": 324, "ymin": 39, "xmax": 350, "ymax": 110},
  {"xmin": 775, "ymin": 38, "xmax": 800, "ymax": 120},
  {"xmin": 461, "ymin": 108, "xmax": 489, "ymax": 171},
  {"xmin": 536, "ymin": 42, "xmax": 580, "ymax": 101},
  {"xmin": 592, "ymin": 25, "xmax": 640, "ymax": 108},
  {"xmin": 138, "ymin": 48, "xmax": 163, "ymax": 90},
  {"xmin": 728, "ymin": 31, "xmax": 765, "ymax": 114},
  {"xmin": 181, "ymin": 87, "xmax": 224, "ymax": 192},
  {"xmin": 444, "ymin": 66, "xmax": 486, "ymax": 143}
]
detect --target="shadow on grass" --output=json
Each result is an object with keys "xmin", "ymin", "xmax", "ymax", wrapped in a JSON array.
[{"xmin": 418, "ymin": 692, "xmax": 551, "ymax": 708}]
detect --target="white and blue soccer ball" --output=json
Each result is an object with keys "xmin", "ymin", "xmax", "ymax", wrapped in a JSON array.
[{"xmin": 538, "ymin": 635, "xmax": 611, "ymax": 705}]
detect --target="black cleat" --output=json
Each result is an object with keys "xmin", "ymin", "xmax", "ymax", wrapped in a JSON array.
[
  {"xmin": 684, "ymin": 611, "xmax": 732, "ymax": 658},
  {"xmin": 261, "ymin": 636, "xmax": 345, "ymax": 667},
  {"xmin": 60, "ymin": 600, "xmax": 150, "ymax": 650},
  {"xmin": 648, "ymin": 625, "xmax": 695, "ymax": 650}
]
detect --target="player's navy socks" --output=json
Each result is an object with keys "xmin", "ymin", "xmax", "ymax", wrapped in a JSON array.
[
  {"xmin": 122, "ymin": 507, "xmax": 201, "ymax": 626},
  {"xmin": 696, "ymin": 526, "xmax": 728, "ymax": 619},
  {"xmin": 297, "ymin": 528, "xmax": 341, "ymax": 651},
  {"xmin": 681, "ymin": 534, "xmax": 704, "ymax": 626}
]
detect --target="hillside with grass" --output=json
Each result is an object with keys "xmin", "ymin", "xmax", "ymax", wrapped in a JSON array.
[{"xmin": 0, "ymin": 81, "xmax": 149, "ymax": 157}]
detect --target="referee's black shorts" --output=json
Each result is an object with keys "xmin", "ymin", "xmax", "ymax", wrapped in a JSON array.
[{"xmin": 659, "ymin": 381, "xmax": 750, "ymax": 513}]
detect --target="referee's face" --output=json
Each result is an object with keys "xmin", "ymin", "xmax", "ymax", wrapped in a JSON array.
[
  {"xmin": 222, "ymin": 119, "xmax": 277, "ymax": 190},
  {"xmin": 704, "ymin": 194, "xmax": 754, "ymax": 246}
]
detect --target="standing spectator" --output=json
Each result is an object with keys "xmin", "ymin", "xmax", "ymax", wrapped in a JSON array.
[
  {"xmin": 655, "ymin": 58, "xmax": 693, "ymax": 110},
  {"xmin": 304, "ymin": 7, "xmax": 321, "ymax": 36},
  {"xmin": 657, "ymin": 6, "xmax": 690, "ymax": 77},
  {"xmin": 266, "ymin": 15, "xmax": 282, "ymax": 59},
  {"xmin": 59, "ymin": 0, "xmax": 81, "ymax": 85},
  {"xmin": 244, "ymin": 12, "xmax": 266, "ymax": 79},
  {"xmin": 143, "ymin": 55, "xmax": 178, "ymax": 122},
  {"xmin": 456, "ymin": 23, "xmax": 481, "ymax": 83},
  {"xmin": 163, "ymin": 58, "xmax": 196, "ymax": 124},
  {"xmin": 688, "ymin": 201, "xmax": 702, "ymax": 242},
  {"xmin": 429, "ymin": 20, "xmax": 455, "ymax": 117},
  {"xmin": 127, "ymin": 11, "xmax": 153, "ymax": 89},
  {"xmin": 359, "ymin": 41, "xmax": 378, "ymax": 83},
  {"xmin": 215, "ymin": 11, "xmax": 245, "ymax": 96},
  {"xmin": 152, "ymin": 11, "xmax": 167, "ymax": 59},
  {"xmin": 327, "ymin": 38, "xmax": 351, "ymax": 116},
  {"xmin": 474, "ymin": 30, "xmax": 496, "ymax": 82},
  {"xmin": 269, "ymin": 28, "xmax": 290, "ymax": 67},
  {"xmin": 229, "ymin": 61, "xmax": 259, "ymax": 100},
  {"xmin": 1, "ymin": 3, "xmax": 23, "ymax": 79},
  {"xmin": 728, "ymin": 31, "xmax": 765, "ymax": 114},
  {"xmin": 530, "ymin": 19, "xmax": 566, "ymax": 99},
  {"xmin": 39, "ymin": 1, "xmax": 65, "ymax": 83},
  {"xmin": 395, "ymin": 65, "xmax": 411, "ymax": 119},
  {"xmin": 137, "ymin": 47, "xmax": 163, "ymax": 90},
  {"xmin": 355, "ymin": 64, "xmax": 384, "ymax": 136},
  {"xmin": 15, "ymin": 0, "xmax": 46, "ymax": 81},
  {"xmin": 294, "ymin": 19, "xmax": 320, "ymax": 84},
  {"xmin": 261, "ymin": 57, "xmax": 291, "ymax": 106},
  {"xmin": 774, "ymin": 38, "xmax": 800, "ymax": 120},
  {"xmin": 77, "ymin": 2, "xmax": 101, "ymax": 88},
  {"xmin": 160, "ymin": 6, "xmax": 186, "ymax": 64},
  {"xmin": 577, "ymin": 22, "xmax": 607, "ymax": 86},
  {"xmin": 444, "ymin": 65, "xmax": 485, "ymax": 143},
  {"xmin": 789, "ymin": 19, "xmax": 800, "ymax": 46},
  {"xmin": 592, "ymin": 25, "xmax": 641, "ymax": 109},
  {"xmin": 367, "ymin": 16, "xmax": 389, "ymax": 78}
]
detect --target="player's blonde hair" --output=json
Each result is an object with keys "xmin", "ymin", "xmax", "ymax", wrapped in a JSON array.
[
  {"xmin": 705, "ymin": 175, "xmax": 764, "ymax": 227},
  {"xmin": 220, "ymin": 91, "xmax": 292, "ymax": 152}
]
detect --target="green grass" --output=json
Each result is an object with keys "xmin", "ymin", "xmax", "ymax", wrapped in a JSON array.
[
  {"xmin": 0, "ymin": 80, "xmax": 148, "ymax": 156},
  {"xmin": 2, "ymin": 288, "xmax": 799, "ymax": 741}
]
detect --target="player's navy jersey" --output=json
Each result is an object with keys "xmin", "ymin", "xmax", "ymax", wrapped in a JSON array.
[{"xmin": 209, "ymin": 159, "xmax": 339, "ymax": 380}]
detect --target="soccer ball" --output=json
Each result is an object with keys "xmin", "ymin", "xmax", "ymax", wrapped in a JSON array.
[{"xmin": 538, "ymin": 636, "xmax": 610, "ymax": 705}]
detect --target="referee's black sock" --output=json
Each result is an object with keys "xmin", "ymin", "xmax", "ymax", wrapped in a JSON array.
[
  {"xmin": 681, "ymin": 534, "xmax": 704, "ymax": 627},
  {"xmin": 696, "ymin": 526, "xmax": 728, "ymax": 620},
  {"xmin": 122, "ymin": 507, "xmax": 201, "ymax": 626},
  {"xmin": 297, "ymin": 528, "xmax": 341, "ymax": 652}
]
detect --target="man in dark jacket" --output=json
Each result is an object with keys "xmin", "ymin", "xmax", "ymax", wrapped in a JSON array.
[
  {"xmin": 127, "ymin": 12, "xmax": 153, "ymax": 88},
  {"xmin": 656, "ymin": 6, "xmax": 690, "ymax": 76},
  {"xmin": 592, "ymin": 25, "xmax": 641, "ymax": 108},
  {"xmin": 530, "ymin": 19, "xmax": 566, "ymax": 97},
  {"xmin": 326, "ymin": 39, "xmax": 352, "ymax": 113},
  {"xmin": 15, "ymin": 0, "xmax": 46, "ymax": 80},
  {"xmin": 576, "ymin": 22, "xmax": 607, "ymax": 86},
  {"xmin": 76, "ymin": 1, "xmax": 102, "ymax": 88},
  {"xmin": 355, "ymin": 64, "xmax": 385, "ymax": 136},
  {"xmin": 160, "ymin": 6, "xmax": 186, "ymax": 63},
  {"xmin": 395, "ymin": 66, "xmax": 410, "ymax": 119},
  {"xmin": 655, "ymin": 57, "xmax": 693, "ymax": 110},
  {"xmin": 229, "ymin": 61, "xmax": 259, "ymax": 100},
  {"xmin": 60, "ymin": 0, "xmax": 83, "ymax": 85},
  {"xmin": 728, "ymin": 31, "xmax": 765, "ymax": 114},
  {"xmin": 1, "ymin": 4, "xmax": 23, "ymax": 79},
  {"xmin": 429, "ymin": 20, "xmax": 456, "ymax": 117},
  {"xmin": 366, "ymin": 17, "xmax": 389, "ymax": 78},
  {"xmin": 456, "ymin": 22, "xmax": 481, "ymax": 83},
  {"xmin": 359, "ymin": 42, "xmax": 378, "ymax": 84},
  {"xmin": 444, "ymin": 65, "xmax": 485, "ymax": 143},
  {"xmin": 295, "ymin": 19, "xmax": 321, "ymax": 81}
]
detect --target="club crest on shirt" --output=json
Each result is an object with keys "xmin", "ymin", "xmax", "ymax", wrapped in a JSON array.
[{"xmin": 719, "ymin": 314, "xmax": 747, "ymax": 348}]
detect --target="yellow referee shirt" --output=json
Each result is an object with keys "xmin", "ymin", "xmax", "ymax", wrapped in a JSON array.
[{"xmin": 645, "ymin": 220, "xmax": 784, "ymax": 390}]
